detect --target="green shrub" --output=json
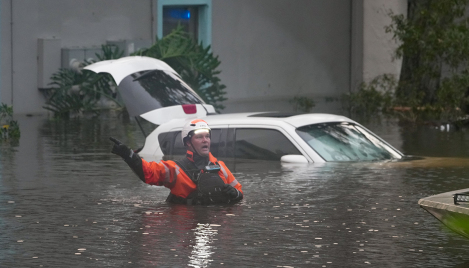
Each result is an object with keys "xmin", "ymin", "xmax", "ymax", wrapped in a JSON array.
[
  {"xmin": 44, "ymin": 45, "xmax": 123, "ymax": 118},
  {"xmin": 343, "ymin": 74, "xmax": 396, "ymax": 117},
  {"xmin": 385, "ymin": 0, "xmax": 469, "ymax": 123},
  {"xmin": 135, "ymin": 25, "xmax": 227, "ymax": 111},
  {"xmin": 289, "ymin": 96, "xmax": 315, "ymax": 113},
  {"xmin": 0, "ymin": 103, "xmax": 20, "ymax": 140}
]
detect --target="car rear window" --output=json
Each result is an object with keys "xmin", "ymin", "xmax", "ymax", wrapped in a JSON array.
[{"xmin": 119, "ymin": 70, "xmax": 205, "ymax": 117}]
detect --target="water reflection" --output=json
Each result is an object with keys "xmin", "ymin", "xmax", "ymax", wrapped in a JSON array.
[
  {"xmin": 189, "ymin": 223, "xmax": 217, "ymax": 267},
  {"xmin": 3, "ymin": 114, "xmax": 469, "ymax": 267}
]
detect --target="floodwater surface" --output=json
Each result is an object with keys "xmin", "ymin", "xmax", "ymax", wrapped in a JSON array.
[{"xmin": 2, "ymin": 114, "xmax": 469, "ymax": 267}]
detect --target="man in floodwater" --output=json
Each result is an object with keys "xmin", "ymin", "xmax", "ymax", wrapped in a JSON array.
[{"xmin": 110, "ymin": 119, "xmax": 243, "ymax": 205}]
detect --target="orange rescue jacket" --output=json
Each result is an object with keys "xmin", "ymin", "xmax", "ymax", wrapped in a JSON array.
[{"xmin": 141, "ymin": 152, "xmax": 242, "ymax": 199}]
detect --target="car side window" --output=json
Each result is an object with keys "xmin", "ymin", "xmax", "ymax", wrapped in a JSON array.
[
  {"xmin": 234, "ymin": 128, "xmax": 301, "ymax": 160},
  {"xmin": 173, "ymin": 132, "xmax": 186, "ymax": 155},
  {"xmin": 158, "ymin": 131, "xmax": 174, "ymax": 155},
  {"xmin": 209, "ymin": 129, "xmax": 222, "ymax": 157}
]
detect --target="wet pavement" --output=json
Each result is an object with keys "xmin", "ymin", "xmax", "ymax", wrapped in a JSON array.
[{"xmin": 2, "ymin": 113, "xmax": 469, "ymax": 267}]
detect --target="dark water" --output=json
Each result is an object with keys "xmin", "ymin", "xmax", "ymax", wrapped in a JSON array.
[{"xmin": 2, "ymin": 114, "xmax": 469, "ymax": 267}]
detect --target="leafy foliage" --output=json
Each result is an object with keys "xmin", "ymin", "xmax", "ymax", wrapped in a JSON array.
[
  {"xmin": 45, "ymin": 68, "xmax": 99, "ymax": 117},
  {"xmin": 98, "ymin": 44, "xmax": 125, "ymax": 61},
  {"xmin": 289, "ymin": 96, "xmax": 315, "ymax": 113},
  {"xmin": 135, "ymin": 25, "xmax": 227, "ymax": 111},
  {"xmin": 385, "ymin": 0, "xmax": 469, "ymax": 122},
  {"xmin": 44, "ymin": 26, "xmax": 227, "ymax": 117},
  {"xmin": 0, "ymin": 103, "xmax": 20, "ymax": 140},
  {"xmin": 93, "ymin": 44, "xmax": 123, "ymax": 100},
  {"xmin": 43, "ymin": 45, "xmax": 124, "ymax": 118},
  {"xmin": 343, "ymin": 74, "xmax": 396, "ymax": 117}
]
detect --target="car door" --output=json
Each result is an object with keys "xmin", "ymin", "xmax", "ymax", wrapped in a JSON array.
[{"xmin": 226, "ymin": 125, "xmax": 307, "ymax": 161}]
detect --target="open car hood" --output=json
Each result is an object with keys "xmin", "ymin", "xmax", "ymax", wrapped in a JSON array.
[{"xmin": 83, "ymin": 56, "xmax": 215, "ymax": 122}]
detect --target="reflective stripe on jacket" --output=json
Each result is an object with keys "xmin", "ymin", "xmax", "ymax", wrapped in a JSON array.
[{"xmin": 141, "ymin": 153, "xmax": 242, "ymax": 199}]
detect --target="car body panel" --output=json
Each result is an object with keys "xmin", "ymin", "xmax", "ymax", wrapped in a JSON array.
[
  {"xmin": 137, "ymin": 111, "xmax": 403, "ymax": 163},
  {"xmin": 83, "ymin": 56, "xmax": 178, "ymax": 85},
  {"xmin": 140, "ymin": 104, "xmax": 216, "ymax": 126}
]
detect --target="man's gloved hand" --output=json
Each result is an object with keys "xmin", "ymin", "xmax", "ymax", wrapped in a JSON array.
[
  {"xmin": 223, "ymin": 184, "xmax": 239, "ymax": 198},
  {"xmin": 110, "ymin": 137, "xmax": 146, "ymax": 182},
  {"xmin": 110, "ymin": 137, "xmax": 133, "ymax": 160}
]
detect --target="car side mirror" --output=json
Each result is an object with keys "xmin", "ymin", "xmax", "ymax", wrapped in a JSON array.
[{"xmin": 280, "ymin": 154, "xmax": 309, "ymax": 163}]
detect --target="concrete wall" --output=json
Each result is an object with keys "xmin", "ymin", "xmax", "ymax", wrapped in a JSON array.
[
  {"xmin": 1, "ymin": 0, "xmax": 155, "ymax": 115},
  {"xmin": 0, "ymin": 0, "xmax": 406, "ymax": 115},
  {"xmin": 351, "ymin": 0, "xmax": 407, "ymax": 90},
  {"xmin": 212, "ymin": 0, "xmax": 352, "ymax": 113}
]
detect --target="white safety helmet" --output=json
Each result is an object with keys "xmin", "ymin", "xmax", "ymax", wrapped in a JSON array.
[{"xmin": 181, "ymin": 119, "xmax": 211, "ymax": 145}]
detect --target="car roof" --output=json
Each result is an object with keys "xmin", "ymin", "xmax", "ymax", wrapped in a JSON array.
[{"xmin": 198, "ymin": 112, "xmax": 356, "ymax": 128}]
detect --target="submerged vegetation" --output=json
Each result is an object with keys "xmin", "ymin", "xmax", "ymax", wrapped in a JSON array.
[
  {"xmin": 289, "ymin": 96, "xmax": 315, "ymax": 113},
  {"xmin": 44, "ymin": 26, "xmax": 226, "ymax": 118},
  {"xmin": 0, "ymin": 103, "xmax": 20, "ymax": 140},
  {"xmin": 43, "ymin": 45, "xmax": 124, "ymax": 118},
  {"xmin": 343, "ymin": 74, "xmax": 396, "ymax": 118}
]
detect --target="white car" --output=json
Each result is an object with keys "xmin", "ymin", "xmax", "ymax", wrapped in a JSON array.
[
  {"xmin": 136, "ymin": 105, "xmax": 403, "ymax": 163},
  {"xmin": 84, "ymin": 56, "xmax": 404, "ymax": 163}
]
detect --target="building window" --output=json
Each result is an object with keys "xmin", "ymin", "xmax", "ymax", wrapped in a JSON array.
[
  {"xmin": 163, "ymin": 6, "xmax": 199, "ymax": 41},
  {"xmin": 157, "ymin": 0, "xmax": 212, "ymax": 46}
]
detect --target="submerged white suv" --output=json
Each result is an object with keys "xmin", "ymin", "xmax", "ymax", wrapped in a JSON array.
[
  {"xmin": 137, "ymin": 105, "xmax": 403, "ymax": 163},
  {"xmin": 84, "ymin": 56, "xmax": 404, "ymax": 163}
]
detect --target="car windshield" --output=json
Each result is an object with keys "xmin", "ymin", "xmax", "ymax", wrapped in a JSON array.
[{"xmin": 295, "ymin": 122, "xmax": 402, "ymax": 161}]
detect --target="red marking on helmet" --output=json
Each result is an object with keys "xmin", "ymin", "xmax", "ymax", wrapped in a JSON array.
[
  {"xmin": 182, "ymin": 104, "xmax": 197, "ymax": 114},
  {"xmin": 190, "ymin": 119, "xmax": 206, "ymax": 124}
]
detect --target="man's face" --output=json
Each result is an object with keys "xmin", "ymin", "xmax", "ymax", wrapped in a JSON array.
[{"xmin": 189, "ymin": 129, "xmax": 211, "ymax": 157}]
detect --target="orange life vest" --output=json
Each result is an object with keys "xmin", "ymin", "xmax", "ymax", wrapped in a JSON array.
[{"xmin": 141, "ymin": 152, "xmax": 242, "ymax": 200}]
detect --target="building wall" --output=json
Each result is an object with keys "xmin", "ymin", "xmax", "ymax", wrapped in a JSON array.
[
  {"xmin": 212, "ymin": 0, "xmax": 352, "ymax": 113},
  {"xmin": 1, "ymin": 0, "xmax": 155, "ymax": 115},
  {"xmin": 0, "ymin": 0, "xmax": 406, "ymax": 115},
  {"xmin": 361, "ymin": 0, "xmax": 407, "ymax": 85}
]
